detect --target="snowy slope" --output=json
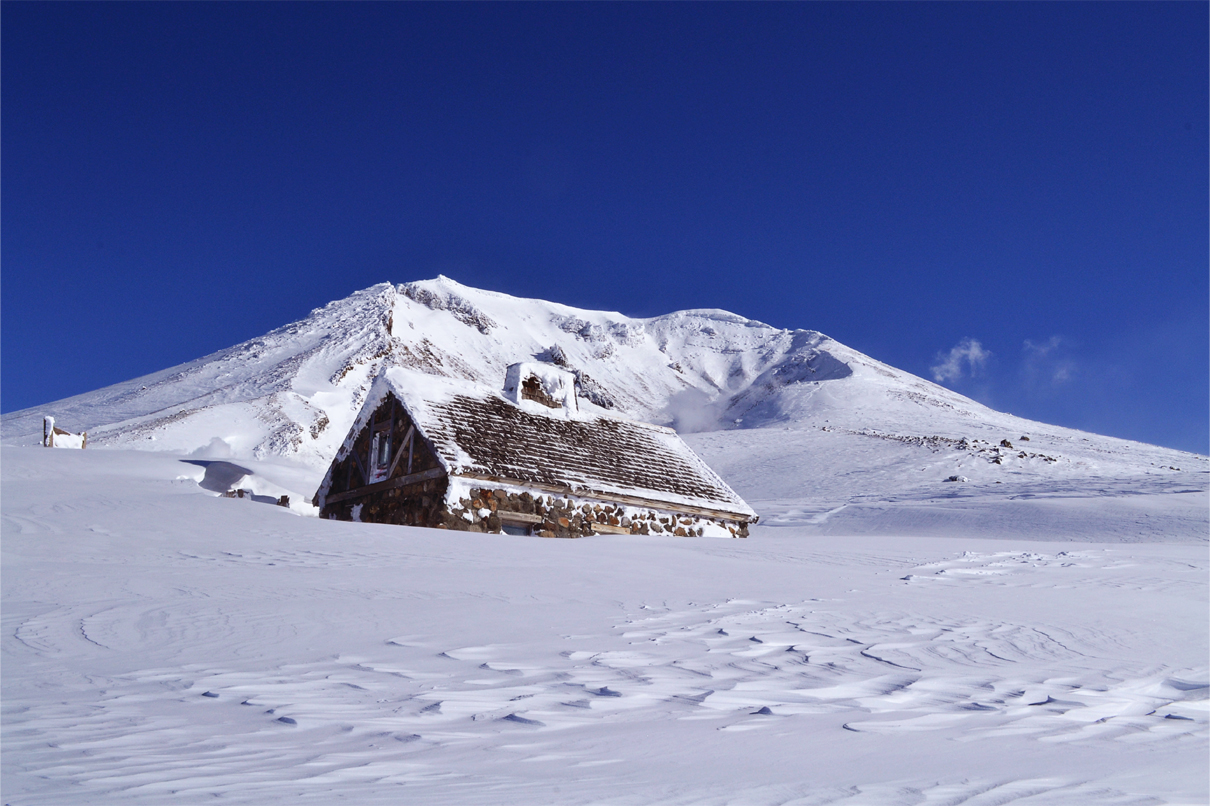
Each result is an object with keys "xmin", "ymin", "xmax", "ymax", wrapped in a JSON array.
[
  {"xmin": 5, "ymin": 276, "xmax": 889, "ymax": 462},
  {"xmin": 2, "ymin": 446, "xmax": 1206, "ymax": 804},
  {"xmin": 3, "ymin": 277, "xmax": 1204, "ymax": 513},
  {"xmin": 3, "ymin": 281, "xmax": 1206, "ymax": 803}
]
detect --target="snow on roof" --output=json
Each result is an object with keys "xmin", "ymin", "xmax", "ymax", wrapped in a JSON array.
[{"xmin": 335, "ymin": 367, "xmax": 755, "ymax": 519}]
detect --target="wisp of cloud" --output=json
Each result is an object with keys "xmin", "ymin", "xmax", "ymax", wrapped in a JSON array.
[{"xmin": 931, "ymin": 338, "xmax": 991, "ymax": 383}]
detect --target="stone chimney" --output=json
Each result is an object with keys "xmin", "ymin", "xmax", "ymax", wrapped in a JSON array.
[{"xmin": 503, "ymin": 363, "xmax": 579, "ymax": 417}]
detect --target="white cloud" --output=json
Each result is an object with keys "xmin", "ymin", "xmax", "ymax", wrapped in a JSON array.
[
  {"xmin": 931, "ymin": 338, "xmax": 991, "ymax": 383},
  {"xmin": 1023, "ymin": 335, "xmax": 1061, "ymax": 356},
  {"xmin": 1023, "ymin": 336, "xmax": 1075, "ymax": 386}
]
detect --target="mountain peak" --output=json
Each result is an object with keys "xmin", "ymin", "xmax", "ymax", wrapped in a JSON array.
[{"xmin": 6, "ymin": 279, "xmax": 1194, "ymax": 484}]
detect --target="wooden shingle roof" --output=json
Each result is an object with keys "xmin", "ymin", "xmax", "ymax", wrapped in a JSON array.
[{"xmin": 358, "ymin": 368, "xmax": 755, "ymax": 519}]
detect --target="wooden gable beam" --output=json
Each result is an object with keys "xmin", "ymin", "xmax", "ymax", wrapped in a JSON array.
[
  {"xmin": 323, "ymin": 466, "xmax": 446, "ymax": 506},
  {"xmin": 350, "ymin": 439, "xmax": 369, "ymax": 485},
  {"xmin": 386, "ymin": 425, "xmax": 414, "ymax": 480}
]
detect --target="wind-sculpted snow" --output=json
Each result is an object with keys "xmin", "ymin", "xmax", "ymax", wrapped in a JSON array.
[{"xmin": 2, "ymin": 447, "xmax": 1206, "ymax": 804}]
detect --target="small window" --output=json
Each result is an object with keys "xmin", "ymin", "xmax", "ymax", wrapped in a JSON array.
[
  {"xmin": 501, "ymin": 523, "xmax": 530, "ymax": 536},
  {"xmin": 369, "ymin": 431, "xmax": 393, "ymax": 483},
  {"xmin": 375, "ymin": 432, "xmax": 392, "ymax": 470}
]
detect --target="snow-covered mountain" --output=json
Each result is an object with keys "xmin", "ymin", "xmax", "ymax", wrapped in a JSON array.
[
  {"xmin": 4, "ymin": 278, "xmax": 1206, "ymax": 804},
  {"xmin": 3, "ymin": 276, "xmax": 1205, "ymax": 522},
  {"xmin": 1, "ymin": 276, "xmax": 966, "ymax": 461}
]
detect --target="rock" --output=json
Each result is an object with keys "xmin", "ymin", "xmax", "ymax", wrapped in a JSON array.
[{"xmin": 944, "ymin": 475, "xmax": 969, "ymax": 482}]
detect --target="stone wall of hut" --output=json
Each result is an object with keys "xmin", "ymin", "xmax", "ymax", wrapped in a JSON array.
[{"xmin": 443, "ymin": 484, "xmax": 748, "ymax": 538}]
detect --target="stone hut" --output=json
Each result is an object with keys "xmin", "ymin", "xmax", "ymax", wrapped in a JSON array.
[{"xmin": 314, "ymin": 364, "xmax": 757, "ymax": 538}]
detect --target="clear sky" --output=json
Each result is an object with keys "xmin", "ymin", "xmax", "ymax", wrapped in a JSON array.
[{"xmin": 3, "ymin": 3, "xmax": 1206, "ymax": 454}]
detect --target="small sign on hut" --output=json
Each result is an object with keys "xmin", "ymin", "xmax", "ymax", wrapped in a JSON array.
[{"xmin": 314, "ymin": 364, "xmax": 757, "ymax": 538}]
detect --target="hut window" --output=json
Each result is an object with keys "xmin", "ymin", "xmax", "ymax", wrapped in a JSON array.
[
  {"xmin": 374, "ymin": 432, "xmax": 392, "ymax": 470},
  {"xmin": 501, "ymin": 523, "xmax": 530, "ymax": 536},
  {"xmin": 370, "ymin": 431, "xmax": 393, "ymax": 482}
]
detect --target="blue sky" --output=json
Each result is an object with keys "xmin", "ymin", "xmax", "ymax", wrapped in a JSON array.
[{"xmin": 3, "ymin": 3, "xmax": 1206, "ymax": 453}]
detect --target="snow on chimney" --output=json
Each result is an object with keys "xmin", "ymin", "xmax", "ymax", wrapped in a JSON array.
[{"xmin": 503, "ymin": 362, "xmax": 578, "ymax": 417}]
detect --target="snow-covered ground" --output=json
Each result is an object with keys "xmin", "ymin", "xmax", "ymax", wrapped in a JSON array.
[
  {"xmin": 3, "ymin": 279, "xmax": 1207, "ymax": 802},
  {"xmin": 687, "ymin": 427, "xmax": 1208, "ymax": 545},
  {"xmin": 3, "ymin": 443, "xmax": 1206, "ymax": 805}
]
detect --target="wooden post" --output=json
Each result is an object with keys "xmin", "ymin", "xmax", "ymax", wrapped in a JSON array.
[
  {"xmin": 386, "ymin": 425, "xmax": 413, "ymax": 479},
  {"xmin": 351, "ymin": 445, "xmax": 368, "ymax": 485}
]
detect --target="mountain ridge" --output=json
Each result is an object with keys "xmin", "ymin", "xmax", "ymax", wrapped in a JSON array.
[{"xmin": 2, "ymin": 278, "xmax": 1203, "ymax": 490}]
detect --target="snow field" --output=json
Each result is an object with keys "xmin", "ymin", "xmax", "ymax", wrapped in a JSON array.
[
  {"xmin": 686, "ymin": 426, "xmax": 1208, "ymax": 543},
  {"xmin": 2, "ymin": 446, "xmax": 1206, "ymax": 804}
]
